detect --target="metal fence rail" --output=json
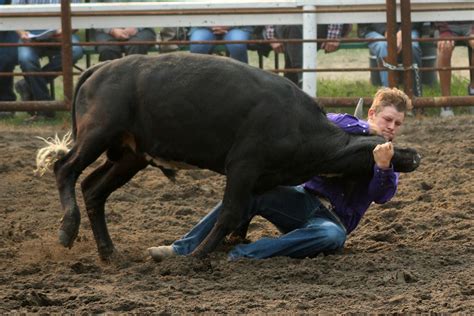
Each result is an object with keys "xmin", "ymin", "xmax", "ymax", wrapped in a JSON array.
[{"xmin": 0, "ymin": 0, "xmax": 473, "ymax": 111}]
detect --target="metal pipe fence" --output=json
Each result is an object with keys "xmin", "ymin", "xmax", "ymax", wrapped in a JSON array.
[{"xmin": 0, "ymin": 0, "xmax": 473, "ymax": 111}]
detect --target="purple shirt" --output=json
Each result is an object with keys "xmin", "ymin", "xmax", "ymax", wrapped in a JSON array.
[{"xmin": 302, "ymin": 113, "xmax": 399, "ymax": 234}]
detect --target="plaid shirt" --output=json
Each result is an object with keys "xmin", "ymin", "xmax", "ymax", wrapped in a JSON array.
[
  {"xmin": 327, "ymin": 24, "xmax": 344, "ymax": 39},
  {"xmin": 264, "ymin": 24, "xmax": 344, "ymax": 40}
]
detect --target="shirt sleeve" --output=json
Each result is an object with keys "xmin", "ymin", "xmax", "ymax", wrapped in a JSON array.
[
  {"xmin": 327, "ymin": 113, "xmax": 371, "ymax": 135},
  {"xmin": 367, "ymin": 164, "xmax": 398, "ymax": 204}
]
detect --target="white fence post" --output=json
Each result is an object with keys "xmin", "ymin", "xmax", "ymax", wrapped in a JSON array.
[{"xmin": 302, "ymin": 5, "xmax": 317, "ymax": 97}]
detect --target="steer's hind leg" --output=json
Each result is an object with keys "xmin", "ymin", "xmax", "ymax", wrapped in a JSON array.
[
  {"xmin": 191, "ymin": 161, "xmax": 258, "ymax": 258},
  {"xmin": 54, "ymin": 130, "xmax": 111, "ymax": 248},
  {"xmin": 81, "ymin": 148, "xmax": 148, "ymax": 261}
]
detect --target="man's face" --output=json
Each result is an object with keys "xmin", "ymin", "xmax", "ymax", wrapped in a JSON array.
[{"xmin": 368, "ymin": 105, "xmax": 405, "ymax": 141}]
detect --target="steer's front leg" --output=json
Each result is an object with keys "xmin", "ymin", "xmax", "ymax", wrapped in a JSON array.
[{"xmin": 191, "ymin": 161, "xmax": 257, "ymax": 258}]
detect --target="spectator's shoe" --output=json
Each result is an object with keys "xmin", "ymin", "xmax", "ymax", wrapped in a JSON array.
[
  {"xmin": 148, "ymin": 245, "xmax": 177, "ymax": 262},
  {"xmin": 14, "ymin": 79, "xmax": 33, "ymax": 101},
  {"xmin": 440, "ymin": 107, "xmax": 454, "ymax": 118}
]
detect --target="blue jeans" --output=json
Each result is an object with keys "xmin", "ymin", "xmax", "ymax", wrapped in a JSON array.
[
  {"xmin": 93, "ymin": 28, "xmax": 156, "ymax": 61},
  {"xmin": 172, "ymin": 186, "xmax": 347, "ymax": 260},
  {"xmin": 0, "ymin": 31, "xmax": 18, "ymax": 101},
  {"xmin": 18, "ymin": 34, "xmax": 83, "ymax": 100},
  {"xmin": 366, "ymin": 30, "xmax": 422, "ymax": 95},
  {"xmin": 189, "ymin": 27, "xmax": 253, "ymax": 63}
]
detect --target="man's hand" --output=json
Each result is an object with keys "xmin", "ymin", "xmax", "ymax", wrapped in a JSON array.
[
  {"xmin": 373, "ymin": 142, "xmax": 394, "ymax": 170},
  {"xmin": 123, "ymin": 27, "xmax": 138, "ymax": 37},
  {"xmin": 396, "ymin": 30, "xmax": 402, "ymax": 54},
  {"xmin": 211, "ymin": 26, "xmax": 229, "ymax": 35},
  {"xmin": 17, "ymin": 30, "xmax": 30, "ymax": 41},
  {"xmin": 321, "ymin": 41, "xmax": 340, "ymax": 53},
  {"xmin": 437, "ymin": 39, "xmax": 455, "ymax": 51},
  {"xmin": 109, "ymin": 28, "xmax": 130, "ymax": 40},
  {"xmin": 270, "ymin": 42, "xmax": 284, "ymax": 54}
]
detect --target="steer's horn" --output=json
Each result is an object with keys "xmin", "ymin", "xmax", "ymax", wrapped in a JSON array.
[{"xmin": 354, "ymin": 98, "xmax": 364, "ymax": 119}]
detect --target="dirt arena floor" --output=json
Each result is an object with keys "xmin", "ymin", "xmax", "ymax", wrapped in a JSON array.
[{"xmin": 0, "ymin": 114, "xmax": 473, "ymax": 313}]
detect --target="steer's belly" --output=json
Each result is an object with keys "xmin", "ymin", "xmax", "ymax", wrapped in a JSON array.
[{"xmin": 144, "ymin": 153, "xmax": 199, "ymax": 170}]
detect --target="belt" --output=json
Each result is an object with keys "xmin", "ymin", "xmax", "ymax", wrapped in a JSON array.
[
  {"xmin": 318, "ymin": 195, "xmax": 332, "ymax": 211},
  {"xmin": 312, "ymin": 193, "xmax": 347, "ymax": 234}
]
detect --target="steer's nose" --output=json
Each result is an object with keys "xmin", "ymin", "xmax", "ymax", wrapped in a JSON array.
[{"xmin": 413, "ymin": 153, "xmax": 421, "ymax": 169}]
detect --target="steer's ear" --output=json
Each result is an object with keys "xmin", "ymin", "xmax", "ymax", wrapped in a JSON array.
[{"xmin": 354, "ymin": 98, "xmax": 364, "ymax": 119}]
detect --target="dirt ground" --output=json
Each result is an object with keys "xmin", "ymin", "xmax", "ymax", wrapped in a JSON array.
[{"xmin": 0, "ymin": 113, "xmax": 473, "ymax": 314}]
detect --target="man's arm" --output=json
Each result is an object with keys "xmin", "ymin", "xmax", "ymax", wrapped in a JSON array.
[
  {"xmin": 328, "ymin": 114, "xmax": 398, "ymax": 202},
  {"xmin": 368, "ymin": 142, "xmax": 398, "ymax": 203},
  {"xmin": 264, "ymin": 25, "xmax": 284, "ymax": 53},
  {"xmin": 326, "ymin": 113, "xmax": 371, "ymax": 135},
  {"xmin": 321, "ymin": 24, "xmax": 344, "ymax": 53}
]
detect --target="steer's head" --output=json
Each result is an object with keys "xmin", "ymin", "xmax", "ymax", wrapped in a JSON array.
[{"xmin": 392, "ymin": 147, "xmax": 421, "ymax": 172}]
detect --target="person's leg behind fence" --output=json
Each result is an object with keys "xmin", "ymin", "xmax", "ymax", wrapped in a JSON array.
[
  {"xmin": 224, "ymin": 27, "xmax": 252, "ymax": 63},
  {"xmin": 367, "ymin": 31, "xmax": 389, "ymax": 87},
  {"xmin": 124, "ymin": 28, "xmax": 156, "ymax": 56},
  {"xmin": 189, "ymin": 27, "xmax": 215, "ymax": 55}
]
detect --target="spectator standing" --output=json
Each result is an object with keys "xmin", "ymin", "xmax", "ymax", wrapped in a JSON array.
[
  {"xmin": 148, "ymin": 87, "xmax": 411, "ymax": 261},
  {"xmin": 358, "ymin": 23, "xmax": 423, "ymax": 97},
  {"xmin": 13, "ymin": 0, "xmax": 83, "ymax": 121},
  {"xmin": 435, "ymin": 21, "xmax": 474, "ymax": 117},
  {"xmin": 264, "ymin": 24, "xmax": 351, "ymax": 87},
  {"xmin": 92, "ymin": 0, "xmax": 156, "ymax": 61},
  {"xmin": 0, "ymin": 0, "xmax": 18, "ymax": 118},
  {"xmin": 188, "ymin": 26, "xmax": 254, "ymax": 64}
]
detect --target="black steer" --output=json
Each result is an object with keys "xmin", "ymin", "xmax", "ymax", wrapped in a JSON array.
[{"xmin": 52, "ymin": 53, "xmax": 420, "ymax": 261}]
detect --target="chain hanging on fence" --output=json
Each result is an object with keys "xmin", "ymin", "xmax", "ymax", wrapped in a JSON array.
[
  {"xmin": 378, "ymin": 57, "xmax": 423, "ymax": 98},
  {"xmin": 413, "ymin": 63, "xmax": 422, "ymax": 98},
  {"xmin": 378, "ymin": 57, "xmax": 405, "ymax": 71}
]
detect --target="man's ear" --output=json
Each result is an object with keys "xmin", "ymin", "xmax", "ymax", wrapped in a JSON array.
[{"xmin": 367, "ymin": 108, "xmax": 376, "ymax": 121}]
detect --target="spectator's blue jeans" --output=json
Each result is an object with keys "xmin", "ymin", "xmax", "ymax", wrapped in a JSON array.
[
  {"xmin": 172, "ymin": 185, "xmax": 347, "ymax": 260},
  {"xmin": 18, "ymin": 34, "xmax": 83, "ymax": 100},
  {"xmin": 189, "ymin": 27, "xmax": 252, "ymax": 63},
  {"xmin": 0, "ymin": 31, "xmax": 18, "ymax": 101},
  {"xmin": 366, "ymin": 30, "xmax": 422, "ymax": 95}
]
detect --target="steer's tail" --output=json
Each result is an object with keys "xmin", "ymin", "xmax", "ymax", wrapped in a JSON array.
[
  {"xmin": 34, "ymin": 61, "xmax": 112, "ymax": 176},
  {"xmin": 34, "ymin": 131, "xmax": 73, "ymax": 176}
]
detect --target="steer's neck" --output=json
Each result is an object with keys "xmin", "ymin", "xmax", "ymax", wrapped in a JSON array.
[{"xmin": 313, "ymin": 134, "xmax": 380, "ymax": 178}]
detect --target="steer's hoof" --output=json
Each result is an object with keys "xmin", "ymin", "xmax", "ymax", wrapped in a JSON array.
[
  {"xmin": 58, "ymin": 214, "xmax": 80, "ymax": 248},
  {"xmin": 58, "ymin": 228, "xmax": 78, "ymax": 248}
]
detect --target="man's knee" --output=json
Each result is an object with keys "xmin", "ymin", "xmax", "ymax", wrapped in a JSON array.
[
  {"xmin": 18, "ymin": 50, "xmax": 38, "ymax": 70},
  {"xmin": 369, "ymin": 42, "xmax": 388, "ymax": 57},
  {"xmin": 71, "ymin": 47, "xmax": 84, "ymax": 63},
  {"xmin": 320, "ymin": 222, "xmax": 346, "ymax": 250}
]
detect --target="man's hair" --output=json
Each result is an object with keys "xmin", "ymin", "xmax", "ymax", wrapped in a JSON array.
[{"xmin": 370, "ymin": 87, "xmax": 412, "ymax": 113}]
